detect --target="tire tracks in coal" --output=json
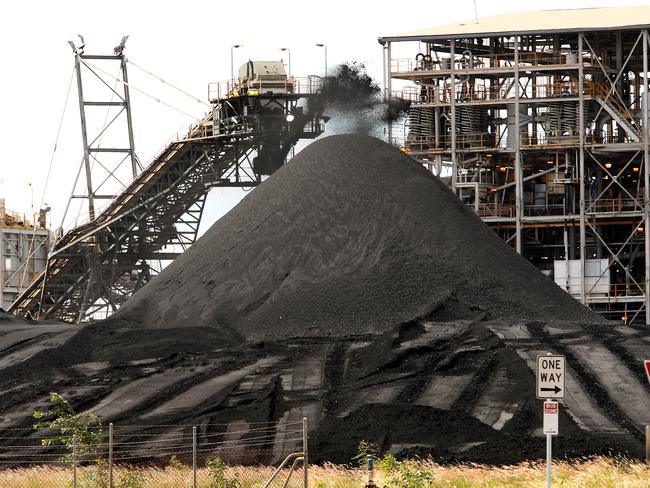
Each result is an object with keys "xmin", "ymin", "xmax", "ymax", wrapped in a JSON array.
[{"xmin": 526, "ymin": 322, "xmax": 643, "ymax": 441}]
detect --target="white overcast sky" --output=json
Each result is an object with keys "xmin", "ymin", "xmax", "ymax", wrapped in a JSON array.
[{"xmin": 1, "ymin": 0, "xmax": 646, "ymax": 234}]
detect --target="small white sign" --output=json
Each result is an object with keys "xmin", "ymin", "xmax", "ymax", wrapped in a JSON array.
[
  {"xmin": 537, "ymin": 355, "xmax": 566, "ymax": 399},
  {"xmin": 543, "ymin": 401, "xmax": 559, "ymax": 435}
]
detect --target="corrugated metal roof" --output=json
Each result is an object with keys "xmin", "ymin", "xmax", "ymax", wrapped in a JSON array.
[{"xmin": 379, "ymin": 6, "xmax": 650, "ymax": 42}]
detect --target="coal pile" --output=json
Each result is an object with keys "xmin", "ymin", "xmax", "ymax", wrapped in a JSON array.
[
  {"xmin": 2, "ymin": 135, "xmax": 649, "ymax": 466},
  {"xmin": 114, "ymin": 134, "xmax": 595, "ymax": 341}
]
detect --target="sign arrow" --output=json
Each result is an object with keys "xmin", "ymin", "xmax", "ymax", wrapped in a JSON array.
[
  {"xmin": 536, "ymin": 354, "xmax": 566, "ymax": 399},
  {"xmin": 540, "ymin": 386, "xmax": 562, "ymax": 394}
]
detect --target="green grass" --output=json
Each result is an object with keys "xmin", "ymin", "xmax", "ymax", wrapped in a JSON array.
[{"xmin": 1, "ymin": 457, "xmax": 649, "ymax": 487}]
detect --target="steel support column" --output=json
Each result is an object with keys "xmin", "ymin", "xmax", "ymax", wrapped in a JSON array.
[
  {"xmin": 643, "ymin": 30, "xmax": 650, "ymax": 325},
  {"xmin": 451, "ymin": 40, "xmax": 457, "ymax": 193},
  {"xmin": 74, "ymin": 53, "xmax": 95, "ymax": 221},
  {"xmin": 387, "ymin": 42, "xmax": 393, "ymax": 145},
  {"xmin": 382, "ymin": 44, "xmax": 387, "ymax": 102},
  {"xmin": 121, "ymin": 56, "xmax": 139, "ymax": 177},
  {"xmin": 578, "ymin": 33, "xmax": 587, "ymax": 305},
  {"xmin": 386, "ymin": 42, "xmax": 392, "ymax": 99},
  {"xmin": 514, "ymin": 36, "xmax": 523, "ymax": 255}
]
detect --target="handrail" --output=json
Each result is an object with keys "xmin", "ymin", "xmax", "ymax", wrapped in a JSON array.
[
  {"xmin": 208, "ymin": 76, "xmax": 324, "ymax": 101},
  {"xmin": 477, "ymin": 203, "xmax": 514, "ymax": 218},
  {"xmin": 405, "ymin": 126, "xmax": 636, "ymax": 152},
  {"xmin": 395, "ymin": 80, "xmax": 635, "ymax": 117},
  {"xmin": 406, "ymin": 132, "xmax": 498, "ymax": 150},
  {"xmin": 610, "ymin": 282, "xmax": 646, "ymax": 297},
  {"xmin": 586, "ymin": 197, "xmax": 645, "ymax": 213},
  {"xmin": 587, "ymin": 81, "xmax": 635, "ymax": 122},
  {"xmin": 391, "ymin": 50, "xmax": 595, "ymax": 74},
  {"xmin": 262, "ymin": 452, "xmax": 304, "ymax": 488},
  {"xmin": 57, "ymin": 113, "xmax": 215, "ymax": 235}
]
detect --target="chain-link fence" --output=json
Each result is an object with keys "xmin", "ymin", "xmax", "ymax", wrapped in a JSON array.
[{"xmin": 0, "ymin": 419, "xmax": 308, "ymax": 487}]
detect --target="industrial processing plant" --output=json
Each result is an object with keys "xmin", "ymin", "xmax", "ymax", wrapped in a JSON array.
[{"xmin": 381, "ymin": 6, "xmax": 650, "ymax": 324}]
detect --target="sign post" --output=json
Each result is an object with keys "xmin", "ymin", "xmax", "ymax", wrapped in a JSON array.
[
  {"xmin": 643, "ymin": 359, "xmax": 650, "ymax": 465},
  {"xmin": 537, "ymin": 355, "xmax": 565, "ymax": 488},
  {"xmin": 543, "ymin": 400, "xmax": 558, "ymax": 487}
]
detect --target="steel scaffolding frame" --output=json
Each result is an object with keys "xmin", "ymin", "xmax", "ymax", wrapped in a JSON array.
[
  {"xmin": 71, "ymin": 51, "xmax": 140, "ymax": 223},
  {"xmin": 381, "ymin": 22, "xmax": 650, "ymax": 324}
]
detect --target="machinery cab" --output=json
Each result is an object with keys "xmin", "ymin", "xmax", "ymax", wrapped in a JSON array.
[{"xmin": 233, "ymin": 60, "xmax": 292, "ymax": 96}]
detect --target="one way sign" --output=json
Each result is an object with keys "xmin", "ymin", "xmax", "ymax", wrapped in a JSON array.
[{"xmin": 537, "ymin": 354, "xmax": 566, "ymax": 399}]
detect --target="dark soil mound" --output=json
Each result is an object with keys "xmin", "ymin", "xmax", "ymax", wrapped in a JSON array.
[{"xmin": 115, "ymin": 134, "xmax": 595, "ymax": 341}]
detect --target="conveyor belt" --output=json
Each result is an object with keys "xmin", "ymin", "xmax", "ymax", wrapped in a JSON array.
[{"xmin": 10, "ymin": 106, "xmax": 318, "ymax": 322}]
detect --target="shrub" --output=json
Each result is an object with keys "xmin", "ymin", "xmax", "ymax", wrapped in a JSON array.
[
  {"xmin": 116, "ymin": 469, "xmax": 146, "ymax": 488},
  {"xmin": 33, "ymin": 392, "xmax": 103, "ymax": 462},
  {"xmin": 206, "ymin": 456, "xmax": 241, "ymax": 488},
  {"xmin": 352, "ymin": 440, "xmax": 380, "ymax": 468}
]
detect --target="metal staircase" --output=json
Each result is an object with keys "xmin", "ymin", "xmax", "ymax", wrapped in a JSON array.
[
  {"xmin": 589, "ymin": 82, "xmax": 640, "ymax": 142},
  {"xmin": 596, "ymin": 97, "xmax": 640, "ymax": 142}
]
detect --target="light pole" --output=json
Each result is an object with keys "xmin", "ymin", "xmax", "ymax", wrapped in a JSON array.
[
  {"xmin": 28, "ymin": 182, "xmax": 33, "ymax": 219},
  {"xmin": 231, "ymin": 44, "xmax": 242, "ymax": 85},
  {"xmin": 279, "ymin": 47, "xmax": 291, "ymax": 75},
  {"xmin": 316, "ymin": 43, "xmax": 327, "ymax": 77}
]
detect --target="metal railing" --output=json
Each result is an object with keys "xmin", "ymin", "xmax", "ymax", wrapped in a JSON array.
[
  {"xmin": 475, "ymin": 200, "xmax": 647, "ymax": 219},
  {"xmin": 610, "ymin": 282, "xmax": 646, "ymax": 297},
  {"xmin": 587, "ymin": 81, "xmax": 636, "ymax": 122},
  {"xmin": 406, "ymin": 132, "xmax": 498, "ymax": 151},
  {"xmin": 456, "ymin": 172, "xmax": 499, "ymax": 186},
  {"xmin": 520, "ymin": 133, "xmax": 581, "ymax": 147},
  {"xmin": 405, "ymin": 130, "xmax": 638, "ymax": 153},
  {"xmin": 208, "ymin": 76, "xmax": 324, "ymax": 101},
  {"xmin": 586, "ymin": 197, "xmax": 645, "ymax": 213},
  {"xmin": 522, "ymin": 204, "xmax": 568, "ymax": 217},
  {"xmin": 587, "ymin": 132, "xmax": 636, "ymax": 144},
  {"xmin": 476, "ymin": 203, "xmax": 514, "ymax": 218},
  {"xmin": 394, "ymin": 80, "xmax": 629, "ymax": 107},
  {"xmin": 390, "ymin": 50, "xmax": 594, "ymax": 74}
]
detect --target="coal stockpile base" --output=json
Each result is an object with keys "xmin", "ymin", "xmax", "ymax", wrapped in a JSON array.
[{"xmin": 0, "ymin": 135, "xmax": 649, "ymax": 465}]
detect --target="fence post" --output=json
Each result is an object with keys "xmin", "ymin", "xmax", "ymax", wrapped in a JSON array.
[
  {"xmin": 109, "ymin": 422, "xmax": 114, "ymax": 488},
  {"xmin": 72, "ymin": 433, "xmax": 77, "ymax": 488},
  {"xmin": 646, "ymin": 425, "xmax": 650, "ymax": 465},
  {"xmin": 302, "ymin": 417, "xmax": 308, "ymax": 488},
  {"xmin": 193, "ymin": 426, "xmax": 197, "ymax": 488}
]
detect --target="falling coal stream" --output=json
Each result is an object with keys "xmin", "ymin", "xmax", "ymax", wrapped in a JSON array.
[{"xmin": 319, "ymin": 61, "xmax": 410, "ymax": 139}]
